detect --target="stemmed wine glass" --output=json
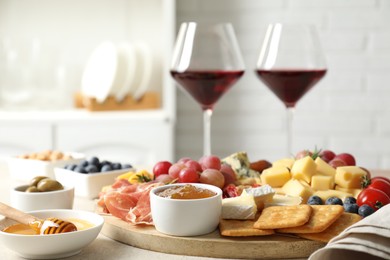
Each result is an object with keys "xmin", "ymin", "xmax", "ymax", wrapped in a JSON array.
[
  {"xmin": 171, "ymin": 22, "xmax": 245, "ymax": 155},
  {"xmin": 255, "ymin": 23, "xmax": 327, "ymax": 156}
]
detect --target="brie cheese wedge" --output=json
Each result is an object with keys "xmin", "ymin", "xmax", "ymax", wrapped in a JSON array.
[{"xmin": 221, "ymin": 192, "xmax": 257, "ymax": 220}]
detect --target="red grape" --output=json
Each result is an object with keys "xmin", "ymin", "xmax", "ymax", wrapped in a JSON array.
[
  {"xmin": 153, "ymin": 161, "xmax": 172, "ymax": 178},
  {"xmin": 329, "ymin": 158, "xmax": 347, "ymax": 168},
  {"xmin": 199, "ymin": 155, "xmax": 221, "ymax": 170},
  {"xmin": 220, "ymin": 164, "xmax": 237, "ymax": 187},
  {"xmin": 319, "ymin": 150, "xmax": 336, "ymax": 163},
  {"xmin": 334, "ymin": 153, "xmax": 356, "ymax": 166},
  {"xmin": 154, "ymin": 174, "xmax": 174, "ymax": 184},
  {"xmin": 177, "ymin": 157, "xmax": 192, "ymax": 164},
  {"xmin": 199, "ymin": 169, "xmax": 225, "ymax": 188},
  {"xmin": 184, "ymin": 160, "xmax": 202, "ymax": 172},
  {"xmin": 168, "ymin": 163, "xmax": 185, "ymax": 179},
  {"xmin": 178, "ymin": 168, "xmax": 200, "ymax": 183},
  {"xmin": 295, "ymin": 150, "xmax": 313, "ymax": 159}
]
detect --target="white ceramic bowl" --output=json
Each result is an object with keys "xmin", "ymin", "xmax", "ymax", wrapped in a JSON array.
[
  {"xmin": 7, "ymin": 152, "xmax": 85, "ymax": 181},
  {"xmin": 10, "ymin": 185, "xmax": 74, "ymax": 212},
  {"xmin": 54, "ymin": 167, "xmax": 133, "ymax": 199},
  {"xmin": 150, "ymin": 183, "xmax": 222, "ymax": 237},
  {"xmin": 0, "ymin": 209, "xmax": 104, "ymax": 259}
]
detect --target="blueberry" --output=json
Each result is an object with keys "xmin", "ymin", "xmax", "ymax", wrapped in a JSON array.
[
  {"xmin": 79, "ymin": 160, "xmax": 89, "ymax": 167},
  {"xmin": 111, "ymin": 163, "xmax": 122, "ymax": 170},
  {"xmin": 344, "ymin": 197, "xmax": 357, "ymax": 205},
  {"xmin": 344, "ymin": 203, "xmax": 359, "ymax": 214},
  {"xmin": 122, "ymin": 164, "xmax": 132, "ymax": 169},
  {"xmin": 325, "ymin": 196, "xmax": 343, "ymax": 206},
  {"xmin": 74, "ymin": 165, "xmax": 88, "ymax": 174},
  {"xmin": 101, "ymin": 164, "xmax": 113, "ymax": 172},
  {"xmin": 307, "ymin": 195, "xmax": 323, "ymax": 205},
  {"xmin": 64, "ymin": 164, "xmax": 77, "ymax": 170},
  {"xmin": 88, "ymin": 156, "xmax": 100, "ymax": 167},
  {"xmin": 358, "ymin": 204, "xmax": 375, "ymax": 218},
  {"xmin": 85, "ymin": 164, "xmax": 99, "ymax": 173}
]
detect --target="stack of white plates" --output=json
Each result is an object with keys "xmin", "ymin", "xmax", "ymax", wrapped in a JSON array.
[{"xmin": 81, "ymin": 41, "xmax": 152, "ymax": 103}]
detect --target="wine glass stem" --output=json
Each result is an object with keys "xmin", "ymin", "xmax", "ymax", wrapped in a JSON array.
[
  {"xmin": 203, "ymin": 109, "xmax": 213, "ymax": 155},
  {"xmin": 286, "ymin": 107, "xmax": 295, "ymax": 156}
]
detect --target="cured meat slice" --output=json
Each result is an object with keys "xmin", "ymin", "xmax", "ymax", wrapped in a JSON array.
[{"xmin": 104, "ymin": 190, "xmax": 138, "ymax": 220}]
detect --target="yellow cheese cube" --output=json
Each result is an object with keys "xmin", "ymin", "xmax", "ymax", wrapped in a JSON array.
[
  {"xmin": 260, "ymin": 166, "xmax": 291, "ymax": 187},
  {"xmin": 335, "ymin": 185, "xmax": 362, "ymax": 198},
  {"xmin": 314, "ymin": 190, "xmax": 353, "ymax": 201},
  {"xmin": 311, "ymin": 175, "xmax": 334, "ymax": 191},
  {"xmin": 314, "ymin": 157, "xmax": 336, "ymax": 177},
  {"xmin": 272, "ymin": 158, "xmax": 295, "ymax": 169},
  {"xmin": 290, "ymin": 156, "xmax": 317, "ymax": 183},
  {"xmin": 282, "ymin": 179, "xmax": 313, "ymax": 203},
  {"xmin": 335, "ymin": 166, "xmax": 367, "ymax": 189}
]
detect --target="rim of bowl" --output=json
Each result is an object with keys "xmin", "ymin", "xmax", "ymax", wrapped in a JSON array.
[
  {"xmin": 12, "ymin": 185, "xmax": 74, "ymax": 194},
  {"xmin": 150, "ymin": 183, "xmax": 222, "ymax": 201},
  {"xmin": 0, "ymin": 209, "xmax": 104, "ymax": 237}
]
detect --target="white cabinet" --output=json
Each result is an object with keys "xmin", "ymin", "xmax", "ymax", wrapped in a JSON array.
[{"xmin": 0, "ymin": 0, "xmax": 176, "ymax": 165}]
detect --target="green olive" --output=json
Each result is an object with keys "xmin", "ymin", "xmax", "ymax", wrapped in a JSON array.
[
  {"xmin": 37, "ymin": 179, "xmax": 64, "ymax": 192},
  {"xmin": 25, "ymin": 186, "xmax": 40, "ymax": 192},
  {"xmin": 29, "ymin": 176, "xmax": 49, "ymax": 187}
]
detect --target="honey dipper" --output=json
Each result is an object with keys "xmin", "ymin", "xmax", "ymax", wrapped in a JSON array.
[{"xmin": 0, "ymin": 202, "xmax": 77, "ymax": 234}]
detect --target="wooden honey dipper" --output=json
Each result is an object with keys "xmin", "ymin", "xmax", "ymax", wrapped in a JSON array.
[{"xmin": 0, "ymin": 202, "xmax": 77, "ymax": 235}]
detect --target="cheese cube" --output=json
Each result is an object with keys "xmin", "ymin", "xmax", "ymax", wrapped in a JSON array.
[
  {"xmin": 282, "ymin": 179, "xmax": 313, "ymax": 203},
  {"xmin": 314, "ymin": 157, "xmax": 336, "ymax": 177},
  {"xmin": 290, "ymin": 156, "xmax": 317, "ymax": 183},
  {"xmin": 335, "ymin": 166, "xmax": 367, "ymax": 189},
  {"xmin": 221, "ymin": 192, "xmax": 257, "ymax": 220},
  {"xmin": 311, "ymin": 175, "xmax": 334, "ymax": 191},
  {"xmin": 335, "ymin": 185, "xmax": 362, "ymax": 198},
  {"xmin": 272, "ymin": 158, "xmax": 295, "ymax": 169},
  {"xmin": 260, "ymin": 166, "xmax": 291, "ymax": 187},
  {"xmin": 314, "ymin": 190, "xmax": 353, "ymax": 201}
]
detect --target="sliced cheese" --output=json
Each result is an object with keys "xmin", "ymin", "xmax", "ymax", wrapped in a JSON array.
[
  {"xmin": 221, "ymin": 192, "xmax": 257, "ymax": 220},
  {"xmin": 272, "ymin": 158, "xmax": 295, "ymax": 169},
  {"xmin": 314, "ymin": 189, "xmax": 353, "ymax": 202},
  {"xmin": 335, "ymin": 166, "xmax": 366, "ymax": 189},
  {"xmin": 282, "ymin": 179, "xmax": 313, "ymax": 203},
  {"xmin": 244, "ymin": 185, "xmax": 275, "ymax": 210},
  {"xmin": 311, "ymin": 175, "xmax": 334, "ymax": 191},
  {"xmin": 314, "ymin": 157, "xmax": 336, "ymax": 177},
  {"xmin": 290, "ymin": 156, "xmax": 316, "ymax": 183},
  {"xmin": 260, "ymin": 166, "xmax": 291, "ymax": 187},
  {"xmin": 266, "ymin": 194, "xmax": 302, "ymax": 206}
]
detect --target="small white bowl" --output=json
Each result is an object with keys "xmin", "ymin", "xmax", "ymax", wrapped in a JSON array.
[
  {"xmin": 150, "ymin": 183, "xmax": 222, "ymax": 237},
  {"xmin": 54, "ymin": 167, "xmax": 132, "ymax": 199},
  {"xmin": 7, "ymin": 152, "xmax": 85, "ymax": 181},
  {"xmin": 10, "ymin": 185, "xmax": 74, "ymax": 212},
  {"xmin": 0, "ymin": 209, "xmax": 104, "ymax": 259}
]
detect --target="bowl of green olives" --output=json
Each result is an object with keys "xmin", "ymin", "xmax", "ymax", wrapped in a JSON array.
[{"xmin": 10, "ymin": 176, "xmax": 74, "ymax": 211}]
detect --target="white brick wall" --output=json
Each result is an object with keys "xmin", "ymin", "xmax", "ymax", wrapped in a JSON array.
[{"xmin": 175, "ymin": 0, "xmax": 390, "ymax": 169}]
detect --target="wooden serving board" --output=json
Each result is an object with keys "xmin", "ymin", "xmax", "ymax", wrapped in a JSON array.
[{"xmin": 101, "ymin": 214, "xmax": 325, "ymax": 259}]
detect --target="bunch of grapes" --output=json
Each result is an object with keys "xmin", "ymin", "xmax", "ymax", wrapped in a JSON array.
[{"xmin": 152, "ymin": 155, "xmax": 236, "ymax": 189}]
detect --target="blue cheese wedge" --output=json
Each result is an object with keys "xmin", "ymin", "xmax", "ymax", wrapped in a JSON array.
[
  {"xmin": 222, "ymin": 152, "xmax": 261, "ymax": 184},
  {"xmin": 221, "ymin": 192, "xmax": 257, "ymax": 220}
]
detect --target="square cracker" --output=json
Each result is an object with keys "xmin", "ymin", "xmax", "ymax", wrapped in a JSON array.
[
  {"xmin": 219, "ymin": 219, "xmax": 274, "ymax": 237},
  {"xmin": 296, "ymin": 212, "xmax": 362, "ymax": 243},
  {"xmin": 277, "ymin": 205, "xmax": 344, "ymax": 234},
  {"xmin": 253, "ymin": 205, "xmax": 312, "ymax": 229}
]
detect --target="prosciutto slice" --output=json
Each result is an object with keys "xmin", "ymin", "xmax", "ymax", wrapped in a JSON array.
[{"xmin": 98, "ymin": 179, "xmax": 162, "ymax": 225}]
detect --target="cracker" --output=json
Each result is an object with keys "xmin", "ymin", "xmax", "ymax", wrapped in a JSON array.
[
  {"xmin": 277, "ymin": 205, "xmax": 344, "ymax": 234},
  {"xmin": 253, "ymin": 205, "xmax": 312, "ymax": 229},
  {"xmin": 296, "ymin": 212, "xmax": 362, "ymax": 243},
  {"xmin": 219, "ymin": 219, "xmax": 274, "ymax": 237}
]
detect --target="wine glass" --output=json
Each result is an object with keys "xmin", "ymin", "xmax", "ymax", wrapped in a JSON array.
[
  {"xmin": 171, "ymin": 22, "xmax": 245, "ymax": 155},
  {"xmin": 255, "ymin": 23, "xmax": 327, "ymax": 156}
]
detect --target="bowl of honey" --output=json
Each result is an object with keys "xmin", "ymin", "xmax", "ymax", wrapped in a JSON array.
[
  {"xmin": 150, "ymin": 183, "xmax": 222, "ymax": 236},
  {"xmin": 0, "ymin": 209, "xmax": 104, "ymax": 259}
]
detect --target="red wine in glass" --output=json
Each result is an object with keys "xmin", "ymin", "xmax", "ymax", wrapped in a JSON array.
[
  {"xmin": 171, "ymin": 70, "xmax": 244, "ymax": 110},
  {"xmin": 256, "ymin": 69, "xmax": 327, "ymax": 108}
]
